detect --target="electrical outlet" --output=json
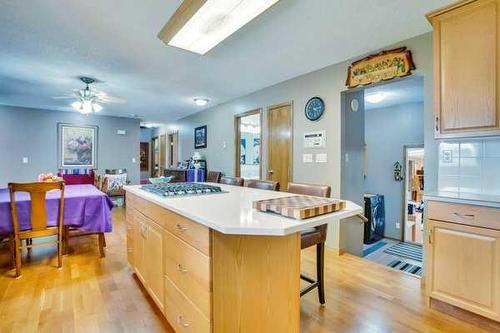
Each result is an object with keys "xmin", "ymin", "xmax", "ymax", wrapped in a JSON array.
[{"xmin": 396, "ymin": 222, "xmax": 401, "ymax": 229}]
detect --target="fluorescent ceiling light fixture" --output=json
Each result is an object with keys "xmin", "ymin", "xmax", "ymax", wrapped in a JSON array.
[
  {"xmin": 365, "ymin": 92, "xmax": 387, "ymax": 104},
  {"xmin": 158, "ymin": 0, "xmax": 281, "ymax": 55},
  {"xmin": 194, "ymin": 98, "xmax": 209, "ymax": 106}
]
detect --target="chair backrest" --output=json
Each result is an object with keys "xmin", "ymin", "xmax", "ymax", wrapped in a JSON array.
[
  {"xmin": 207, "ymin": 171, "xmax": 222, "ymax": 183},
  {"xmin": 245, "ymin": 179, "xmax": 280, "ymax": 191},
  {"xmin": 8, "ymin": 182, "xmax": 65, "ymax": 233},
  {"xmin": 219, "ymin": 176, "xmax": 244, "ymax": 187},
  {"xmin": 287, "ymin": 182, "xmax": 331, "ymax": 198}
]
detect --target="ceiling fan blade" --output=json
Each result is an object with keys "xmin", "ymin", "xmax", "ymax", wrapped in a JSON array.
[
  {"xmin": 98, "ymin": 95, "xmax": 127, "ymax": 104},
  {"xmin": 52, "ymin": 95, "xmax": 76, "ymax": 99}
]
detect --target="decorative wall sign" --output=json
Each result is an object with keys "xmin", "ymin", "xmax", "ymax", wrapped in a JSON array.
[
  {"xmin": 346, "ymin": 47, "xmax": 415, "ymax": 88},
  {"xmin": 194, "ymin": 125, "xmax": 207, "ymax": 149},
  {"xmin": 305, "ymin": 97, "xmax": 325, "ymax": 121},
  {"xmin": 58, "ymin": 123, "xmax": 98, "ymax": 168}
]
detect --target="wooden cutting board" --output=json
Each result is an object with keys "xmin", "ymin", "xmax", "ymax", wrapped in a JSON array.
[{"xmin": 253, "ymin": 195, "xmax": 346, "ymax": 220}]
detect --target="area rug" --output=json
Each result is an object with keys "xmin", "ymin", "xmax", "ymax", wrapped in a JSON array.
[
  {"xmin": 387, "ymin": 259, "xmax": 422, "ymax": 277},
  {"xmin": 362, "ymin": 241, "xmax": 387, "ymax": 257},
  {"xmin": 383, "ymin": 242, "xmax": 422, "ymax": 262}
]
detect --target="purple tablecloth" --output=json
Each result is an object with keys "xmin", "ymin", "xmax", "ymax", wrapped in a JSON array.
[{"xmin": 0, "ymin": 184, "xmax": 113, "ymax": 235}]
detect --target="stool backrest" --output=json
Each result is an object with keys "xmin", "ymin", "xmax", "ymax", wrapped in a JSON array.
[
  {"xmin": 219, "ymin": 176, "xmax": 244, "ymax": 187},
  {"xmin": 207, "ymin": 171, "xmax": 222, "ymax": 183},
  {"xmin": 245, "ymin": 179, "xmax": 280, "ymax": 191}
]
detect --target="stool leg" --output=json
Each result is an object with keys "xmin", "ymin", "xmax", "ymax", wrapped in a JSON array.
[
  {"xmin": 14, "ymin": 238, "xmax": 22, "ymax": 278},
  {"xmin": 9, "ymin": 235, "xmax": 15, "ymax": 269},
  {"xmin": 317, "ymin": 242, "xmax": 325, "ymax": 305}
]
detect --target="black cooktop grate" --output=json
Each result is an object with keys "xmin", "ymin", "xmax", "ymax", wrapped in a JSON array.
[{"xmin": 140, "ymin": 182, "xmax": 224, "ymax": 197}]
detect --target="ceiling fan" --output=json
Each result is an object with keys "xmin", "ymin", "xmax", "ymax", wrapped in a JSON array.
[{"xmin": 53, "ymin": 77, "xmax": 126, "ymax": 114}]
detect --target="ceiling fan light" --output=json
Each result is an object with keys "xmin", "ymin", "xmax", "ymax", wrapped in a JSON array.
[
  {"xmin": 71, "ymin": 101, "xmax": 82, "ymax": 110},
  {"xmin": 92, "ymin": 103, "xmax": 103, "ymax": 112}
]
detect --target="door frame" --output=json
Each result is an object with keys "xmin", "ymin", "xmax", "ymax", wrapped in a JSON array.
[
  {"xmin": 234, "ymin": 108, "xmax": 263, "ymax": 178},
  {"xmin": 266, "ymin": 101, "xmax": 294, "ymax": 185},
  {"xmin": 168, "ymin": 131, "xmax": 179, "ymax": 168},
  {"xmin": 401, "ymin": 144, "xmax": 425, "ymax": 243},
  {"xmin": 151, "ymin": 136, "xmax": 159, "ymax": 177}
]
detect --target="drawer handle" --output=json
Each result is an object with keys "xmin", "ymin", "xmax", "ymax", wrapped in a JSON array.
[
  {"xmin": 177, "ymin": 315, "xmax": 190, "ymax": 327},
  {"xmin": 176, "ymin": 224, "xmax": 188, "ymax": 232},
  {"xmin": 127, "ymin": 248, "xmax": 133, "ymax": 253},
  {"xmin": 453, "ymin": 212, "xmax": 475, "ymax": 220},
  {"xmin": 177, "ymin": 263, "xmax": 188, "ymax": 273}
]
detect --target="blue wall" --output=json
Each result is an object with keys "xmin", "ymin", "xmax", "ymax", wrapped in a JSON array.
[
  {"xmin": 364, "ymin": 102, "xmax": 424, "ymax": 240},
  {"xmin": 0, "ymin": 105, "xmax": 141, "ymax": 186}
]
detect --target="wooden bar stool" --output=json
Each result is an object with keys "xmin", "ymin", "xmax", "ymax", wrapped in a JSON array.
[
  {"xmin": 207, "ymin": 171, "xmax": 222, "ymax": 183},
  {"xmin": 287, "ymin": 182, "xmax": 331, "ymax": 305},
  {"xmin": 219, "ymin": 176, "xmax": 244, "ymax": 186},
  {"xmin": 8, "ymin": 181, "xmax": 65, "ymax": 278},
  {"xmin": 245, "ymin": 179, "xmax": 280, "ymax": 191}
]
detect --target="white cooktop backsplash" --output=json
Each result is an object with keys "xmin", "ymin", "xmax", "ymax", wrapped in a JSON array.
[{"xmin": 438, "ymin": 139, "xmax": 500, "ymax": 195}]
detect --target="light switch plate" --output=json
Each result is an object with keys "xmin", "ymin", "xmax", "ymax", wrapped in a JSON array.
[
  {"xmin": 303, "ymin": 154, "xmax": 313, "ymax": 163},
  {"xmin": 315, "ymin": 153, "xmax": 327, "ymax": 163},
  {"xmin": 22, "ymin": 157, "xmax": 29, "ymax": 164},
  {"xmin": 442, "ymin": 150, "xmax": 452, "ymax": 163},
  {"xmin": 132, "ymin": 158, "xmax": 137, "ymax": 163}
]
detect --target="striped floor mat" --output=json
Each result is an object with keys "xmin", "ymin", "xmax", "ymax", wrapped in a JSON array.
[
  {"xmin": 388, "ymin": 259, "xmax": 423, "ymax": 277},
  {"xmin": 383, "ymin": 242, "xmax": 423, "ymax": 262}
]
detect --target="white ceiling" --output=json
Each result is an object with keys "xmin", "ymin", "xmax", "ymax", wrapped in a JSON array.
[
  {"xmin": 365, "ymin": 76, "xmax": 424, "ymax": 110},
  {"xmin": 0, "ymin": 0, "xmax": 454, "ymax": 122}
]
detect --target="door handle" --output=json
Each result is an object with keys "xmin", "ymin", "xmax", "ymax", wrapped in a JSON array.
[{"xmin": 268, "ymin": 169, "xmax": 274, "ymax": 175}]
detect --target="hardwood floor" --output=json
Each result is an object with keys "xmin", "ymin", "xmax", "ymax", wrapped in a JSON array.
[{"xmin": 0, "ymin": 207, "xmax": 486, "ymax": 332}]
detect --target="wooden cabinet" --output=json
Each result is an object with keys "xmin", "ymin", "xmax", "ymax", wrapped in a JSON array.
[
  {"xmin": 132, "ymin": 211, "xmax": 165, "ymax": 312},
  {"xmin": 426, "ymin": 202, "xmax": 500, "ymax": 321},
  {"xmin": 428, "ymin": 0, "xmax": 500, "ymax": 138}
]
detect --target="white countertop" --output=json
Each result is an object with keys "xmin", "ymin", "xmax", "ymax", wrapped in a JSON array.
[
  {"xmin": 124, "ymin": 184, "xmax": 363, "ymax": 236},
  {"xmin": 424, "ymin": 191, "xmax": 500, "ymax": 209}
]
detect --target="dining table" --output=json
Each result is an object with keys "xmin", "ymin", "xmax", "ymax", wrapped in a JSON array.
[{"xmin": 0, "ymin": 184, "xmax": 113, "ymax": 235}]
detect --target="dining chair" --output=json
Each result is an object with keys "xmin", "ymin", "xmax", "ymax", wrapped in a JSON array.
[
  {"xmin": 219, "ymin": 176, "xmax": 244, "ymax": 186},
  {"xmin": 206, "ymin": 171, "xmax": 222, "ymax": 183},
  {"xmin": 287, "ymin": 182, "xmax": 331, "ymax": 305},
  {"xmin": 8, "ymin": 181, "xmax": 65, "ymax": 278},
  {"xmin": 245, "ymin": 179, "xmax": 280, "ymax": 191},
  {"xmin": 64, "ymin": 227, "xmax": 106, "ymax": 258}
]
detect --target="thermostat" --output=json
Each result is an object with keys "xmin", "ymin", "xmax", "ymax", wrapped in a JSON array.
[{"xmin": 304, "ymin": 131, "xmax": 326, "ymax": 148}]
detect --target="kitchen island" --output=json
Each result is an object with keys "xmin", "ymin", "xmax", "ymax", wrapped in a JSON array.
[{"xmin": 124, "ymin": 183, "xmax": 362, "ymax": 332}]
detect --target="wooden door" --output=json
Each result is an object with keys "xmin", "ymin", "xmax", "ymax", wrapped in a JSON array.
[
  {"xmin": 146, "ymin": 220, "xmax": 164, "ymax": 312},
  {"xmin": 430, "ymin": 0, "xmax": 500, "ymax": 137},
  {"xmin": 267, "ymin": 103, "xmax": 292, "ymax": 190},
  {"xmin": 134, "ymin": 212, "xmax": 147, "ymax": 284},
  {"xmin": 427, "ymin": 219, "xmax": 500, "ymax": 320},
  {"xmin": 159, "ymin": 134, "xmax": 167, "ymax": 175}
]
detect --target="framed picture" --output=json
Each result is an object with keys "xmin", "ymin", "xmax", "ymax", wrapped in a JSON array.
[
  {"xmin": 58, "ymin": 123, "xmax": 98, "ymax": 168},
  {"xmin": 194, "ymin": 125, "xmax": 207, "ymax": 149}
]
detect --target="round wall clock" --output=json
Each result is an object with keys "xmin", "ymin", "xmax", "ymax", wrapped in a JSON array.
[{"xmin": 305, "ymin": 97, "xmax": 325, "ymax": 121}]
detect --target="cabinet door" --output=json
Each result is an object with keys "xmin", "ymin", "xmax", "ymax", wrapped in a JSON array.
[
  {"xmin": 126, "ymin": 207, "xmax": 135, "ymax": 266},
  {"xmin": 134, "ymin": 213, "xmax": 147, "ymax": 285},
  {"xmin": 427, "ymin": 220, "xmax": 500, "ymax": 320},
  {"xmin": 146, "ymin": 220, "xmax": 165, "ymax": 312},
  {"xmin": 432, "ymin": 0, "xmax": 500, "ymax": 137}
]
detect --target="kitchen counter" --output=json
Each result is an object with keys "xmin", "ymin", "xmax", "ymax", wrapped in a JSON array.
[
  {"xmin": 124, "ymin": 183, "xmax": 362, "ymax": 332},
  {"xmin": 124, "ymin": 183, "xmax": 363, "ymax": 236},
  {"xmin": 424, "ymin": 191, "xmax": 500, "ymax": 209}
]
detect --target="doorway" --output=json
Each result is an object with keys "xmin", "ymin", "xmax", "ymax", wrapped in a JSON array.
[
  {"xmin": 267, "ymin": 102, "xmax": 293, "ymax": 191},
  {"xmin": 151, "ymin": 136, "xmax": 159, "ymax": 177},
  {"xmin": 235, "ymin": 109, "xmax": 262, "ymax": 179},
  {"xmin": 168, "ymin": 132, "xmax": 179, "ymax": 168},
  {"xmin": 403, "ymin": 145, "xmax": 424, "ymax": 244},
  {"xmin": 341, "ymin": 76, "xmax": 424, "ymax": 276}
]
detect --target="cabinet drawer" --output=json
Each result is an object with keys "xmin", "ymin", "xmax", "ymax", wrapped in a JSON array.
[
  {"xmin": 164, "ymin": 275, "xmax": 211, "ymax": 333},
  {"xmin": 164, "ymin": 230, "xmax": 211, "ymax": 318},
  {"xmin": 428, "ymin": 201, "xmax": 500, "ymax": 230},
  {"xmin": 129, "ymin": 194, "xmax": 210, "ymax": 255}
]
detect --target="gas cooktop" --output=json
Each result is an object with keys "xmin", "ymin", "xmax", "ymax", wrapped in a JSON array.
[{"xmin": 140, "ymin": 183, "xmax": 225, "ymax": 197}]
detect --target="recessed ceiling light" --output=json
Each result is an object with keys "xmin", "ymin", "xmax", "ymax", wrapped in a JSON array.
[
  {"xmin": 365, "ymin": 92, "xmax": 387, "ymax": 104},
  {"xmin": 158, "ymin": 0, "xmax": 281, "ymax": 55},
  {"xmin": 194, "ymin": 98, "xmax": 209, "ymax": 106}
]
